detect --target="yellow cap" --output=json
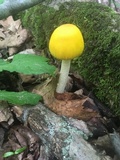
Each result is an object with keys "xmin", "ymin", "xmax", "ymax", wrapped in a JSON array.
[{"xmin": 49, "ymin": 24, "xmax": 84, "ymax": 60}]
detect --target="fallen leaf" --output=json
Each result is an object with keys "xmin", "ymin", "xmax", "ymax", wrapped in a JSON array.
[
  {"xmin": 54, "ymin": 91, "xmax": 81, "ymax": 100},
  {"xmin": 0, "ymin": 16, "xmax": 28, "ymax": 55},
  {"xmin": 33, "ymin": 76, "xmax": 58, "ymax": 106},
  {"xmin": 2, "ymin": 125, "xmax": 41, "ymax": 160},
  {"xmin": 0, "ymin": 101, "xmax": 13, "ymax": 124},
  {"xmin": 48, "ymin": 96, "xmax": 100, "ymax": 121},
  {"xmin": 32, "ymin": 76, "xmax": 100, "ymax": 121}
]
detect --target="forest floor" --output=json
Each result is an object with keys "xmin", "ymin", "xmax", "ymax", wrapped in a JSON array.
[{"xmin": 0, "ymin": 16, "xmax": 120, "ymax": 160}]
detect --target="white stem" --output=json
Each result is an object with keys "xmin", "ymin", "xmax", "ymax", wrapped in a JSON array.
[{"xmin": 56, "ymin": 60, "xmax": 71, "ymax": 93}]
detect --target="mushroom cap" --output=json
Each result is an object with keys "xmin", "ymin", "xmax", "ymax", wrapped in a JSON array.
[{"xmin": 49, "ymin": 24, "xmax": 84, "ymax": 60}]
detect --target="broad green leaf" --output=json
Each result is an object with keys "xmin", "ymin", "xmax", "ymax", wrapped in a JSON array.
[
  {"xmin": 3, "ymin": 152, "xmax": 14, "ymax": 158},
  {"xmin": 0, "ymin": 0, "xmax": 4, "ymax": 4},
  {"xmin": 0, "ymin": 91, "xmax": 42, "ymax": 105},
  {"xmin": 15, "ymin": 147, "xmax": 26, "ymax": 155},
  {"xmin": 0, "ymin": 59, "xmax": 8, "ymax": 65},
  {"xmin": 0, "ymin": 54, "xmax": 56, "ymax": 75}
]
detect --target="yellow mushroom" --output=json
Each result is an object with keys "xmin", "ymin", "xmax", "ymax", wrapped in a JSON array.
[{"xmin": 49, "ymin": 24, "xmax": 84, "ymax": 93}]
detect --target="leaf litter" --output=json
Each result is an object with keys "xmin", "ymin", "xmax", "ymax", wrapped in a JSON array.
[{"xmin": 0, "ymin": 15, "xmax": 120, "ymax": 160}]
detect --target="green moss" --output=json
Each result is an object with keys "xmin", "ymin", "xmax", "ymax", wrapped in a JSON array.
[{"xmin": 19, "ymin": 2, "xmax": 120, "ymax": 115}]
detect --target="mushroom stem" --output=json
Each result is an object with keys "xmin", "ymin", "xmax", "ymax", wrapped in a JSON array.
[{"xmin": 56, "ymin": 60, "xmax": 71, "ymax": 93}]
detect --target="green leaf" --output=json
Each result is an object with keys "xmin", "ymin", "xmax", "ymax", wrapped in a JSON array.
[
  {"xmin": 0, "ymin": 0, "xmax": 4, "ymax": 4},
  {"xmin": 0, "ymin": 59, "xmax": 8, "ymax": 65},
  {"xmin": 14, "ymin": 147, "xmax": 26, "ymax": 155},
  {"xmin": 0, "ymin": 54, "xmax": 56, "ymax": 75},
  {"xmin": 3, "ymin": 147, "xmax": 26, "ymax": 158},
  {"xmin": 0, "ymin": 91, "xmax": 42, "ymax": 105},
  {"xmin": 3, "ymin": 152, "xmax": 14, "ymax": 158}
]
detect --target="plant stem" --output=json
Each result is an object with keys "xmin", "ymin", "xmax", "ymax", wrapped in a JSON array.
[{"xmin": 56, "ymin": 60, "xmax": 71, "ymax": 93}]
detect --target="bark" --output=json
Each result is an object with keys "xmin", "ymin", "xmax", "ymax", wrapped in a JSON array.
[
  {"xmin": 0, "ymin": 0, "xmax": 44, "ymax": 20},
  {"xmin": 20, "ymin": 103, "xmax": 110, "ymax": 160}
]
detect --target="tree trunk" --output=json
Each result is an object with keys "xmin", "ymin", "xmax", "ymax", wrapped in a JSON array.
[{"xmin": 20, "ymin": 103, "xmax": 110, "ymax": 160}]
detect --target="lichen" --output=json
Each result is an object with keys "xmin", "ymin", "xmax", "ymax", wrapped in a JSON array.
[{"xmin": 18, "ymin": 2, "xmax": 120, "ymax": 115}]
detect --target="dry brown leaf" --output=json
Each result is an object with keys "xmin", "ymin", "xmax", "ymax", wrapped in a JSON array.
[
  {"xmin": 32, "ymin": 76, "xmax": 58, "ymax": 106},
  {"xmin": 0, "ymin": 29, "xmax": 5, "ymax": 39},
  {"xmin": 54, "ymin": 91, "xmax": 81, "ymax": 100},
  {"xmin": 0, "ymin": 16, "xmax": 28, "ymax": 55},
  {"xmin": 48, "ymin": 96, "xmax": 100, "ymax": 121},
  {"xmin": 0, "ymin": 101, "xmax": 13, "ymax": 124},
  {"xmin": 19, "ymin": 74, "xmax": 37, "ymax": 84},
  {"xmin": 0, "ymin": 29, "xmax": 28, "ymax": 47},
  {"xmin": 32, "ymin": 76, "xmax": 100, "ymax": 121},
  {"xmin": 2, "ymin": 125, "xmax": 41, "ymax": 160},
  {"xmin": 0, "ymin": 16, "xmax": 21, "ymax": 32}
]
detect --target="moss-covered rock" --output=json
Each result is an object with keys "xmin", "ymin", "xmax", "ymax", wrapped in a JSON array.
[{"xmin": 19, "ymin": 2, "xmax": 120, "ymax": 115}]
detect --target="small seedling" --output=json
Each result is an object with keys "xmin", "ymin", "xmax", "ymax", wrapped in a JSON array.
[{"xmin": 3, "ymin": 146, "xmax": 26, "ymax": 158}]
